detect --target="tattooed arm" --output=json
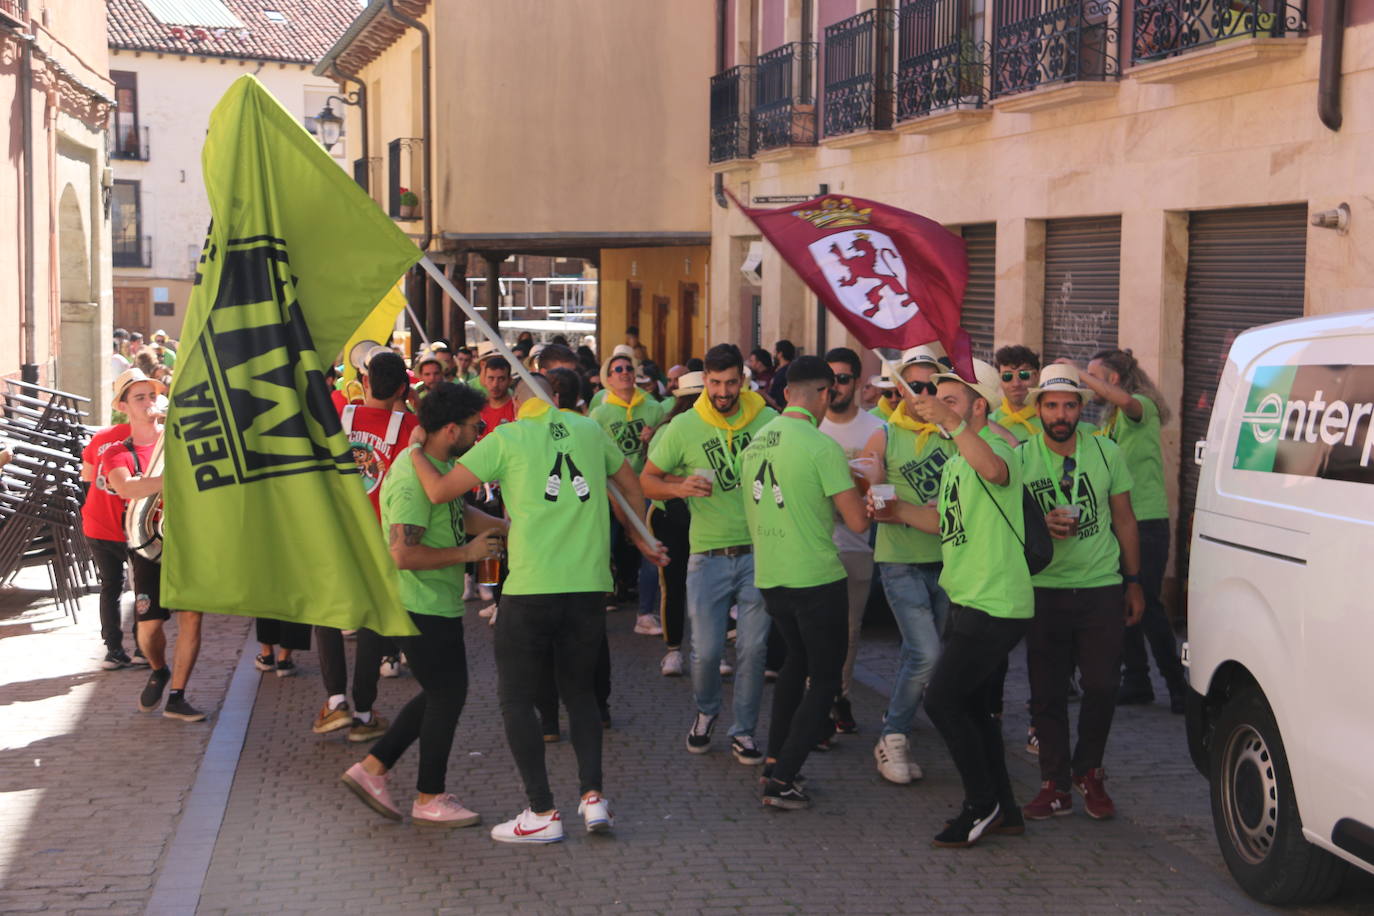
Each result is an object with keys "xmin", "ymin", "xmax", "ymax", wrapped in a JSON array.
[{"xmin": 388, "ymin": 523, "xmax": 496, "ymax": 570}]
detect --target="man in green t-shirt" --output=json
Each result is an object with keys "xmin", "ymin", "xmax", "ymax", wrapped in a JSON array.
[
  {"xmin": 990, "ymin": 344, "xmax": 1042, "ymax": 441},
  {"xmin": 341, "ymin": 383, "xmax": 506, "ymax": 829},
  {"xmin": 404, "ymin": 368, "xmax": 665, "ymax": 845},
  {"xmin": 642, "ymin": 344, "xmax": 778, "ymax": 765},
  {"xmin": 1018, "ymin": 364, "xmax": 1145, "ymax": 823},
  {"xmin": 740, "ymin": 357, "xmax": 867, "ymax": 810},
  {"xmin": 881, "ymin": 358, "xmax": 1033, "ymax": 848},
  {"xmin": 1079, "ymin": 349, "xmax": 1185, "ymax": 712}
]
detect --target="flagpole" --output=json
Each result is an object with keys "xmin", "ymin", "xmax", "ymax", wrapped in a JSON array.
[{"xmin": 417, "ymin": 255, "xmax": 660, "ymax": 550}]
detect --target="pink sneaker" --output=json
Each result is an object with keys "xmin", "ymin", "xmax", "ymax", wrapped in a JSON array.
[
  {"xmin": 340, "ymin": 762, "xmax": 402, "ymax": 821},
  {"xmin": 411, "ymin": 793, "xmax": 481, "ymax": 827}
]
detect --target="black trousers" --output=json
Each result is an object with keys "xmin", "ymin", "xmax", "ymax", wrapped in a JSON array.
[
  {"xmin": 89, "ymin": 536, "xmax": 135, "ymax": 652},
  {"xmin": 760, "ymin": 579, "xmax": 848, "ymax": 783},
  {"xmin": 1028, "ymin": 585, "xmax": 1125, "ymax": 789},
  {"xmin": 496, "ymin": 593, "xmax": 605, "ymax": 812},
  {"xmin": 535, "ymin": 635, "xmax": 610, "ymax": 731},
  {"xmin": 650, "ymin": 500, "xmax": 691, "ymax": 648},
  {"xmin": 370, "ymin": 612, "xmax": 469, "ymax": 795},
  {"xmin": 1120, "ymin": 519, "xmax": 1184, "ymax": 695},
  {"xmin": 254, "ymin": 618, "xmax": 311, "ymax": 650},
  {"xmin": 924, "ymin": 604, "xmax": 1028, "ymax": 809},
  {"xmin": 315, "ymin": 626, "xmax": 383, "ymax": 714}
]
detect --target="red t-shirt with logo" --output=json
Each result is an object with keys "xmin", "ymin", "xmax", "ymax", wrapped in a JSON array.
[
  {"xmin": 95, "ymin": 437, "xmax": 156, "ymax": 542},
  {"xmin": 82, "ymin": 424, "xmax": 131, "ymax": 541},
  {"xmin": 478, "ymin": 398, "xmax": 516, "ymax": 441},
  {"xmin": 340, "ymin": 404, "xmax": 420, "ymax": 521}
]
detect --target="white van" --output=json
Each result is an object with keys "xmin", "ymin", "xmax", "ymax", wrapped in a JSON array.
[{"xmin": 1185, "ymin": 308, "xmax": 1374, "ymax": 904}]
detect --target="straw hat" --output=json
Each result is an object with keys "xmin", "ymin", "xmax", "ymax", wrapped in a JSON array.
[
  {"xmin": 1029, "ymin": 363, "xmax": 1090, "ymax": 403},
  {"xmin": 675, "ymin": 370, "xmax": 705, "ymax": 397},
  {"xmin": 600, "ymin": 344, "xmax": 637, "ymax": 385},
  {"xmin": 111, "ymin": 367, "xmax": 167, "ymax": 411},
  {"xmin": 898, "ymin": 343, "xmax": 947, "ymax": 369},
  {"xmin": 932, "ymin": 358, "xmax": 1003, "ymax": 407},
  {"xmin": 869, "ymin": 373, "xmax": 896, "ymax": 391}
]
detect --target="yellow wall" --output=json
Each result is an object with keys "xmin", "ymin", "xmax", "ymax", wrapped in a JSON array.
[{"xmin": 599, "ymin": 247, "xmax": 710, "ymax": 368}]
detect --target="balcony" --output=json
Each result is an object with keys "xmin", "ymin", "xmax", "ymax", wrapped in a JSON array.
[
  {"xmin": 113, "ymin": 235, "xmax": 151, "ymax": 269},
  {"xmin": 387, "ymin": 138, "xmax": 423, "ymax": 220},
  {"xmin": 991, "ymin": 0, "xmax": 1120, "ymax": 103},
  {"xmin": 709, "ymin": 65, "xmax": 754, "ymax": 164},
  {"xmin": 0, "ymin": 0, "xmax": 25, "ymax": 26},
  {"xmin": 896, "ymin": 0, "xmax": 993, "ymax": 130},
  {"xmin": 822, "ymin": 9, "xmax": 896, "ymax": 144},
  {"xmin": 1132, "ymin": 0, "xmax": 1305, "ymax": 72},
  {"xmin": 111, "ymin": 125, "xmax": 150, "ymax": 161},
  {"xmin": 751, "ymin": 42, "xmax": 819, "ymax": 159}
]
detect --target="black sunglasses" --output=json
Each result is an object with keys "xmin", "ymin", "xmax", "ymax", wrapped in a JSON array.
[
  {"xmin": 1058, "ymin": 456, "xmax": 1076, "ymax": 496},
  {"xmin": 906, "ymin": 381, "xmax": 938, "ymax": 396},
  {"xmin": 832, "ymin": 373, "xmax": 855, "ymax": 385},
  {"xmin": 1001, "ymin": 369, "xmax": 1034, "ymax": 382},
  {"xmin": 881, "ymin": 388, "xmax": 901, "ymax": 398},
  {"xmin": 610, "ymin": 364, "xmax": 634, "ymax": 374}
]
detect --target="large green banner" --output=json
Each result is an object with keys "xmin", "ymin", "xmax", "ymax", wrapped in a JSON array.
[{"xmin": 161, "ymin": 76, "xmax": 420, "ymax": 635}]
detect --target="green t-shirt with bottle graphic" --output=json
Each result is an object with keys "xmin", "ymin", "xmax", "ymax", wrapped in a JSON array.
[
  {"xmin": 936, "ymin": 428, "xmax": 1033, "ymax": 619},
  {"xmin": 646, "ymin": 404, "xmax": 778, "ymax": 554},
  {"xmin": 380, "ymin": 445, "xmax": 466, "ymax": 617},
  {"xmin": 591, "ymin": 395, "xmax": 666, "ymax": 474},
  {"xmin": 874, "ymin": 424, "xmax": 956, "ymax": 565},
  {"xmin": 739, "ymin": 415, "xmax": 856, "ymax": 590},
  {"xmin": 459, "ymin": 408, "xmax": 624, "ymax": 596},
  {"xmin": 1020, "ymin": 431, "xmax": 1134, "ymax": 590},
  {"xmin": 1100, "ymin": 394, "xmax": 1167, "ymax": 522}
]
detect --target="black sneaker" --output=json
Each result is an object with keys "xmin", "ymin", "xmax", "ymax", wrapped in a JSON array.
[
  {"xmin": 101, "ymin": 648, "xmax": 132, "ymax": 670},
  {"xmin": 1117, "ymin": 683, "xmax": 1155, "ymax": 705},
  {"xmin": 761, "ymin": 779, "xmax": 811, "ymax": 810},
  {"xmin": 138, "ymin": 668, "xmax": 171, "ymax": 712},
  {"xmin": 274, "ymin": 659, "xmax": 297, "ymax": 678},
  {"xmin": 253, "ymin": 653, "xmax": 275, "ymax": 672},
  {"xmin": 730, "ymin": 735, "xmax": 764, "ymax": 766},
  {"xmin": 932, "ymin": 801, "xmax": 1002, "ymax": 848},
  {"xmin": 759, "ymin": 765, "xmax": 807, "ymax": 791},
  {"xmin": 686, "ymin": 712, "xmax": 716, "ymax": 754},
  {"xmin": 130, "ymin": 649, "xmax": 151, "ymax": 667},
  {"xmin": 832, "ymin": 696, "xmax": 857, "ymax": 735},
  {"xmin": 163, "ymin": 695, "xmax": 207, "ymax": 722}
]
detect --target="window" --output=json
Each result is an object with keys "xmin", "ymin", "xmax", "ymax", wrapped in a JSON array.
[
  {"xmin": 153, "ymin": 301, "xmax": 175, "ymax": 316},
  {"xmin": 263, "ymin": 10, "xmax": 286, "ymax": 22},
  {"xmin": 111, "ymin": 180, "xmax": 146, "ymax": 268},
  {"xmin": 111, "ymin": 71, "xmax": 144, "ymax": 160}
]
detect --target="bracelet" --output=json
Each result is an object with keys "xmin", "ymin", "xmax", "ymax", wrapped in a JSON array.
[
  {"xmin": 946, "ymin": 419, "xmax": 967, "ymax": 438},
  {"xmin": 1122, "ymin": 573, "xmax": 1141, "ymax": 584}
]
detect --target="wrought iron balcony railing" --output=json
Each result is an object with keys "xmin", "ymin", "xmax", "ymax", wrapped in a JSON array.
[
  {"xmin": 0, "ymin": 0, "xmax": 26, "ymax": 23},
  {"xmin": 991, "ymin": 0, "xmax": 1120, "ymax": 98},
  {"xmin": 751, "ymin": 42, "xmax": 819, "ymax": 154},
  {"xmin": 897, "ymin": 0, "xmax": 990, "ymax": 119},
  {"xmin": 709, "ymin": 65, "xmax": 754, "ymax": 162},
  {"xmin": 823, "ymin": 9, "xmax": 896, "ymax": 137},
  {"xmin": 1132, "ymin": 0, "xmax": 1304, "ymax": 64},
  {"xmin": 113, "ymin": 234, "xmax": 151, "ymax": 269},
  {"xmin": 111, "ymin": 125, "xmax": 150, "ymax": 161}
]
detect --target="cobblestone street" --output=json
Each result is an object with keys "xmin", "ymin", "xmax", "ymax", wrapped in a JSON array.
[{"xmin": 2, "ymin": 574, "xmax": 1372, "ymax": 915}]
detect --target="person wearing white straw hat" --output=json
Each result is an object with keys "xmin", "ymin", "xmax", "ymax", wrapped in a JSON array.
[
  {"xmin": 1018, "ymin": 363, "xmax": 1144, "ymax": 823},
  {"xmin": 589, "ymin": 344, "xmax": 637, "ymax": 411}
]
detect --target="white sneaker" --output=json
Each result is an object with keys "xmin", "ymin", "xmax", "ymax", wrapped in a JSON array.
[
  {"xmin": 660, "ymin": 649, "xmax": 684, "ymax": 677},
  {"xmin": 379, "ymin": 656, "xmax": 401, "ymax": 678},
  {"xmin": 907, "ymin": 760, "xmax": 925, "ymax": 781},
  {"xmin": 490, "ymin": 808, "xmax": 564, "ymax": 844},
  {"xmin": 874, "ymin": 733, "xmax": 914, "ymax": 785},
  {"xmin": 633, "ymin": 614, "xmax": 663, "ymax": 636},
  {"xmin": 577, "ymin": 793, "xmax": 614, "ymax": 833}
]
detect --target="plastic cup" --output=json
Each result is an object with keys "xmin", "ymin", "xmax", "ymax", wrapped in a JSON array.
[
  {"xmin": 477, "ymin": 553, "xmax": 502, "ymax": 587},
  {"xmin": 871, "ymin": 483, "xmax": 897, "ymax": 522},
  {"xmin": 692, "ymin": 467, "xmax": 716, "ymax": 496},
  {"xmin": 849, "ymin": 458, "xmax": 878, "ymax": 496},
  {"xmin": 1058, "ymin": 503, "xmax": 1082, "ymax": 537}
]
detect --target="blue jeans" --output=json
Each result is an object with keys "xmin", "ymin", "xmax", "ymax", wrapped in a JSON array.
[
  {"xmin": 685, "ymin": 552, "xmax": 769, "ymax": 737},
  {"xmin": 878, "ymin": 561, "xmax": 949, "ymax": 737}
]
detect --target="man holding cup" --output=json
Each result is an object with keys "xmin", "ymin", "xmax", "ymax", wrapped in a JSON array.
[{"xmin": 1017, "ymin": 364, "xmax": 1145, "ymax": 822}]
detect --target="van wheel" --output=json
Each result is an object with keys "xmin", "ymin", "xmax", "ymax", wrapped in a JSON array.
[{"xmin": 1209, "ymin": 686, "xmax": 1347, "ymax": 904}]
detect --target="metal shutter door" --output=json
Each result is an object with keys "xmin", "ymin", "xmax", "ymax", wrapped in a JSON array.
[
  {"xmin": 1042, "ymin": 216, "xmax": 1122, "ymax": 363},
  {"xmin": 961, "ymin": 223, "xmax": 996, "ymax": 362},
  {"xmin": 1177, "ymin": 205, "xmax": 1307, "ymax": 593}
]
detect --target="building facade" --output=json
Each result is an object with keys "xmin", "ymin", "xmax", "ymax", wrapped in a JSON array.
[
  {"xmin": 707, "ymin": 0, "xmax": 1374, "ymax": 597},
  {"xmin": 106, "ymin": 0, "xmax": 360, "ymax": 342},
  {"xmin": 1, "ymin": 0, "xmax": 114, "ymax": 414}
]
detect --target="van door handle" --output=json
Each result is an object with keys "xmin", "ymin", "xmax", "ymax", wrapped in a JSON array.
[{"xmin": 1194, "ymin": 440, "xmax": 1206, "ymax": 466}]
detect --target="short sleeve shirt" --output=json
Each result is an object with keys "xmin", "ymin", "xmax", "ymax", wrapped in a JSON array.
[
  {"xmin": 591, "ymin": 396, "xmax": 667, "ymax": 474},
  {"xmin": 646, "ymin": 404, "xmax": 778, "ymax": 554},
  {"xmin": 340, "ymin": 405, "xmax": 420, "ymax": 522},
  {"xmin": 1101, "ymin": 395, "xmax": 1167, "ymax": 521},
  {"xmin": 937, "ymin": 428, "xmax": 1033, "ymax": 619},
  {"xmin": 1020, "ymin": 432, "xmax": 1134, "ymax": 589},
  {"xmin": 874, "ymin": 424, "xmax": 956, "ymax": 565},
  {"xmin": 740, "ymin": 416, "xmax": 855, "ymax": 589},
  {"xmin": 818, "ymin": 410, "xmax": 884, "ymax": 553},
  {"xmin": 82, "ymin": 423, "xmax": 131, "ymax": 541},
  {"xmin": 478, "ymin": 398, "xmax": 517, "ymax": 441},
  {"xmin": 460, "ymin": 409, "xmax": 623, "ymax": 595},
  {"xmin": 98, "ymin": 439, "xmax": 156, "ymax": 541},
  {"xmin": 380, "ymin": 445, "xmax": 465, "ymax": 617}
]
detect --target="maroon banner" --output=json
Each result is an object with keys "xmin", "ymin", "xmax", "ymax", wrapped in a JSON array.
[{"xmin": 731, "ymin": 192, "xmax": 974, "ymax": 380}]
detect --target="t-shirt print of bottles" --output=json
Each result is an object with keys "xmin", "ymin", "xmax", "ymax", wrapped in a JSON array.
[
  {"xmin": 544, "ymin": 452, "xmax": 591, "ymax": 502},
  {"xmin": 751, "ymin": 460, "xmax": 784, "ymax": 508}
]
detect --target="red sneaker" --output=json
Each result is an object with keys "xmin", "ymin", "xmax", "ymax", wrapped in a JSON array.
[
  {"xmin": 1074, "ymin": 767, "xmax": 1116, "ymax": 819},
  {"xmin": 1022, "ymin": 780, "xmax": 1073, "ymax": 820}
]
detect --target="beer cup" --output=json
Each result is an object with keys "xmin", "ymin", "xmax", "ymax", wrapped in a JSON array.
[
  {"xmin": 692, "ymin": 467, "xmax": 716, "ymax": 496},
  {"xmin": 1058, "ymin": 504, "xmax": 1081, "ymax": 537},
  {"xmin": 871, "ymin": 484, "xmax": 897, "ymax": 522},
  {"xmin": 477, "ymin": 551, "xmax": 503, "ymax": 587}
]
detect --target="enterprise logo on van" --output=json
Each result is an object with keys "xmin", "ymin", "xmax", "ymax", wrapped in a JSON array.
[{"xmin": 1234, "ymin": 364, "xmax": 1374, "ymax": 484}]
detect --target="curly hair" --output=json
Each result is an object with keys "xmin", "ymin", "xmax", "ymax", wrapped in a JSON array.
[{"xmin": 1090, "ymin": 348, "xmax": 1171, "ymax": 426}]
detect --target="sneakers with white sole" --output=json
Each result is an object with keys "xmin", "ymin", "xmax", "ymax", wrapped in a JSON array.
[
  {"xmin": 686, "ymin": 712, "xmax": 716, "ymax": 754},
  {"xmin": 577, "ymin": 793, "xmax": 613, "ymax": 833},
  {"xmin": 660, "ymin": 649, "xmax": 683, "ymax": 677},
  {"xmin": 731, "ymin": 734, "xmax": 765, "ymax": 765},
  {"xmin": 490, "ymin": 808, "xmax": 564, "ymax": 844},
  {"xmin": 874, "ymin": 733, "xmax": 914, "ymax": 785},
  {"xmin": 411, "ymin": 793, "xmax": 481, "ymax": 827},
  {"xmin": 633, "ymin": 614, "xmax": 663, "ymax": 636}
]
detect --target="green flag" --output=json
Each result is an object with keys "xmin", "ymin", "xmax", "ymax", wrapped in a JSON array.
[{"xmin": 162, "ymin": 76, "xmax": 420, "ymax": 636}]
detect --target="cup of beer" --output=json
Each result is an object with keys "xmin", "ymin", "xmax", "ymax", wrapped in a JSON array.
[
  {"xmin": 871, "ymin": 484, "xmax": 897, "ymax": 522},
  {"xmin": 1058, "ymin": 503, "xmax": 1082, "ymax": 537},
  {"xmin": 477, "ymin": 542, "xmax": 504, "ymax": 587},
  {"xmin": 692, "ymin": 467, "xmax": 716, "ymax": 496},
  {"xmin": 849, "ymin": 458, "xmax": 878, "ymax": 497}
]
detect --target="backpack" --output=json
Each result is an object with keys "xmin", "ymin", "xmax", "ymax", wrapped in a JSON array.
[{"xmin": 976, "ymin": 474, "xmax": 1054, "ymax": 576}]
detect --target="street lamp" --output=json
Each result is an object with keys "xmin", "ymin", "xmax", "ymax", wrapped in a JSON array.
[{"xmin": 315, "ymin": 100, "xmax": 344, "ymax": 151}]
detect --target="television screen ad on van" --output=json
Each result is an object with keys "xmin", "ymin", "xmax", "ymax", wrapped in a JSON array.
[{"xmin": 1234, "ymin": 364, "xmax": 1374, "ymax": 484}]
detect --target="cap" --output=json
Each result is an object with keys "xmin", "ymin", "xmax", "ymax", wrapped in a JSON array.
[
  {"xmin": 933, "ymin": 358, "xmax": 1003, "ymax": 407},
  {"xmin": 1029, "ymin": 363, "xmax": 1090, "ymax": 403},
  {"xmin": 675, "ymin": 370, "xmax": 705, "ymax": 397},
  {"xmin": 111, "ymin": 367, "xmax": 167, "ymax": 411},
  {"xmin": 898, "ymin": 343, "xmax": 947, "ymax": 368}
]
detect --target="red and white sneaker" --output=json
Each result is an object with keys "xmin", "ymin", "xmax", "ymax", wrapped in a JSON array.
[
  {"xmin": 490, "ymin": 808, "xmax": 564, "ymax": 844},
  {"xmin": 411, "ymin": 793, "xmax": 481, "ymax": 827},
  {"xmin": 577, "ymin": 793, "xmax": 614, "ymax": 833},
  {"xmin": 1074, "ymin": 767, "xmax": 1117, "ymax": 819},
  {"xmin": 340, "ymin": 762, "xmax": 402, "ymax": 821},
  {"xmin": 1021, "ymin": 780, "xmax": 1073, "ymax": 820}
]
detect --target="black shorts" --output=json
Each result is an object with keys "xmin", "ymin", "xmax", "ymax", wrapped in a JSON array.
[{"xmin": 129, "ymin": 550, "xmax": 170, "ymax": 622}]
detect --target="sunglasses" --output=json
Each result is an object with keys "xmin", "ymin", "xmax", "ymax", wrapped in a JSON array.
[
  {"xmin": 832, "ymin": 373, "xmax": 855, "ymax": 385},
  {"xmin": 906, "ymin": 381, "xmax": 938, "ymax": 396},
  {"xmin": 881, "ymin": 389, "xmax": 900, "ymax": 399},
  {"xmin": 1001, "ymin": 369, "xmax": 1034, "ymax": 382},
  {"xmin": 610, "ymin": 364, "xmax": 634, "ymax": 374},
  {"xmin": 1058, "ymin": 455, "xmax": 1076, "ymax": 496}
]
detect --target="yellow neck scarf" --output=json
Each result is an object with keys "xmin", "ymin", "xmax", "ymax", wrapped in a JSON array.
[
  {"xmin": 605, "ymin": 388, "xmax": 645, "ymax": 421},
  {"xmin": 887, "ymin": 401, "xmax": 941, "ymax": 453},
  {"xmin": 998, "ymin": 398, "xmax": 1040, "ymax": 437},
  {"xmin": 873, "ymin": 397, "xmax": 895, "ymax": 419},
  {"xmin": 516, "ymin": 400, "xmax": 580, "ymax": 421},
  {"xmin": 693, "ymin": 389, "xmax": 766, "ymax": 451}
]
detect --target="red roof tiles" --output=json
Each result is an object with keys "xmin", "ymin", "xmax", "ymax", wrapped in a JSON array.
[{"xmin": 108, "ymin": 0, "xmax": 363, "ymax": 64}]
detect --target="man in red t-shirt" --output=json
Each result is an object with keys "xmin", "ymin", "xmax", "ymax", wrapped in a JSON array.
[
  {"xmin": 83, "ymin": 417, "xmax": 149, "ymax": 670},
  {"xmin": 314, "ymin": 349, "xmax": 418, "ymax": 742},
  {"xmin": 478, "ymin": 355, "xmax": 516, "ymax": 439}
]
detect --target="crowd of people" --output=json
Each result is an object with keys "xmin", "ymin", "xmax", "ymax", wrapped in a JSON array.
[{"xmin": 81, "ymin": 322, "xmax": 1182, "ymax": 848}]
